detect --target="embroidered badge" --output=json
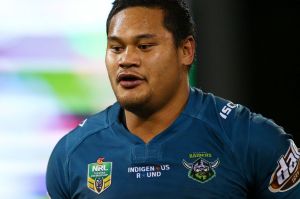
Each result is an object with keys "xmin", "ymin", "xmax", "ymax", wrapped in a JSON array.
[
  {"xmin": 269, "ymin": 140, "xmax": 300, "ymax": 193},
  {"xmin": 183, "ymin": 154, "xmax": 220, "ymax": 183},
  {"xmin": 87, "ymin": 157, "xmax": 112, "ymax": 194}
]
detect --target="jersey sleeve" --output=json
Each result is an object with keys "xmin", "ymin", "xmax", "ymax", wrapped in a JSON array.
[
  {"xmin": 46, "ymin": 135, "xmax": 70, "ymax": 199},
  {"xmin": 247, "ymin": 116, "xmax": 300, "ymax": 198}
]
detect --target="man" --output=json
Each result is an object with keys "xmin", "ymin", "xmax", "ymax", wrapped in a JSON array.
[{"xmin": 46, "ymin": 0, "xmax": 300, "ymax": 198}]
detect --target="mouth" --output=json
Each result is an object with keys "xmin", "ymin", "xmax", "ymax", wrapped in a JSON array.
[{"xmin": 117, "ymin": 73, "xmax": 145, "ymax": 89}]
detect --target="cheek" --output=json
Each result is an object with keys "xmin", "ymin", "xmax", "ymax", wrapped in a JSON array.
[
  {"xmin": 149, "ymin": 57, "xmax": 181, "ymax": 90},
  {"xmin": 105, "ymin": 54, "xmax": 117, "ymax": 77},
  {"xmin": 105, "ymin": 52, "xmax": 112, "ymax": 68},
  {"xmin": 148, "ymin": 51, "xmax": 179, "ymax": 75}
]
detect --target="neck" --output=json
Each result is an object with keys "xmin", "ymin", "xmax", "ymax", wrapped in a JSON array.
[{"xmin": 124, "ymin": 86, "xmax": 190, "ymax": 143}]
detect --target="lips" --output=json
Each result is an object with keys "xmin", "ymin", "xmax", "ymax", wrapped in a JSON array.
[{"xmin": 117, "ymin": 72, "xmax": 145, "ymax": 89}]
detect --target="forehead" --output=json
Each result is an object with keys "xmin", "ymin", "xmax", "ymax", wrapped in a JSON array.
[{"xmin": 108, "ymin": 7, "xmax": 170, "ymax": 38}]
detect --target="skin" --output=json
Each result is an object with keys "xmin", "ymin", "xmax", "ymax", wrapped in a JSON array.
[{"xmin": 106, "ymin": 7, "xmax": 195, "ymax": 143}]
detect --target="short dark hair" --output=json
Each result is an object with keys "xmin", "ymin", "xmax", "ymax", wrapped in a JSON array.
[{"xmin": 106, "ymin": 0, "xmax": 196, "ymax": 48}]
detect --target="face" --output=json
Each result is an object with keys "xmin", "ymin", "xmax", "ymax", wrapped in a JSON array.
[{"xmin": 105, "ymin": 7, "xmax": 191, "ymax": 113}]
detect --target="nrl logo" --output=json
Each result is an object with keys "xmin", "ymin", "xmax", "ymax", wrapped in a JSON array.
[
  {"xmin": 87, "ymin": 157, "xmax": 112, "ymax": 194},
  {"xmin": 182, "ymin": 157, "xmax": 220, "ymax": 183}
]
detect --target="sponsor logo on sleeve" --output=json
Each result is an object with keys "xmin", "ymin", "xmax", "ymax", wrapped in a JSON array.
[
  {"xmin": 269, "ymin": 140, "xmax": 300, "ymax": 192},
  {"xmin": 87, "ymin": 157, "xmax": 112, "ymax": 194}
]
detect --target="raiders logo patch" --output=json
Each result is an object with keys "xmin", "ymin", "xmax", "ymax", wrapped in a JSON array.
[
  {"xmin": 269, "ymin": 140, "xmax": 300, "ymax": 193},
  {"xmin": 183, "ymin": 152, "xmax": 220, "ymax": 183}
]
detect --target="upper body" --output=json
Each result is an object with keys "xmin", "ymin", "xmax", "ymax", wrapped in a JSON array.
[
  {"xmin": 46, "ymin": 88, "xmax": 300, "ymax": 199},
  {"xmin": 47, "ymin": 0, "xmax": 300, "ymax": 198}
]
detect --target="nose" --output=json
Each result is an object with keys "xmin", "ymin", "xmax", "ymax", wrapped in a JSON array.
[{"xmin": 118, "ymin": 47, "xmax": 140, "ymax": 68}]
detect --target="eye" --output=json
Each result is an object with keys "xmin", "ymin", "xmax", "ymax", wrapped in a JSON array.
[
  {"xmin": 138, "ymin": 44, "xmax": 154, "ymax": 50},
  {"xmin": 111, "ymin": 46, "xmax": 124, "ymax": 53}
]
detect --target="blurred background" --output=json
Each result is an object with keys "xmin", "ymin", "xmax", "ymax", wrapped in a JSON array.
[
  {"xmin": 0, "ymin": 0, "xmax": 299, "ymax": 198},
  {"xmin": 0, "ymin": 0, "xmax": 115, "ymax": 198},
  {"xmin": 188, "ymin": 0, "xmax": 299, "ymax": 142}
]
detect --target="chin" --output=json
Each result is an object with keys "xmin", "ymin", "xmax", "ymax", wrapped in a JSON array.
[{"xmin": 116, "ymin": 93, "xmax": 151, "ymax": 112}]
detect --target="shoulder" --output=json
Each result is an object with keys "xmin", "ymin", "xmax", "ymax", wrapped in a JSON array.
[
  {"xmin": 185, "ymin": 88, "xmax": 250, "ymax": 148},
  {"xmin": 50, "ymin": 103, "xmax": 120, "ymax": 164},
  {"xmin": 191, "ymin": 89, "xmax": 300, "ymax": 193},
  {"xmin": 46, "ymin": 103, "xmax": 120, "ymax": 197},
  {"xmin": 197, "ymin": 89, "xmax": 299, "ymax": 193},
  {"xmin": 193, "ymin": 88, "xmax": 288, "ymax": 143},
  {"xmin": 212, "ymin": 90, "xmax": 292, "ymax": 159},
  {"xmin": 187, "ymin": 87, "xmax": 293, "ymax": 157},
  {"xmin": 185, "ymin": 87, "xmax": 243, "ymax": 127}
]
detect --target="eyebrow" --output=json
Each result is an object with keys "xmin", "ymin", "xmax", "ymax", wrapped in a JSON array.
[{"xmin": 107, "ymin": 34, "xmax": 158, "ymax": 42}]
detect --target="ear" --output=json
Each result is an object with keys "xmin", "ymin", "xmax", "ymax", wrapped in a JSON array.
[{"xmin": 179, "ymin": 36, "xmax": 195, "ymax": 67}]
